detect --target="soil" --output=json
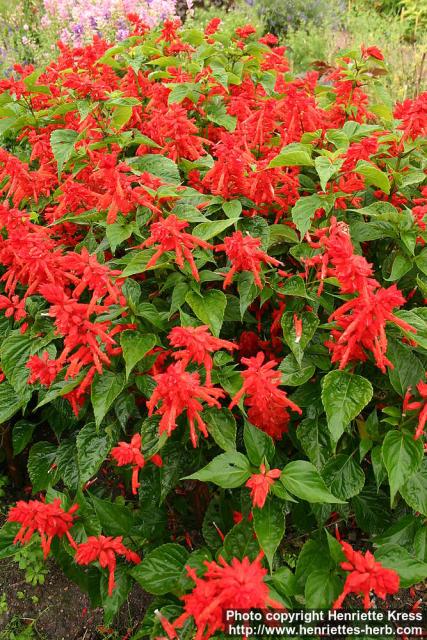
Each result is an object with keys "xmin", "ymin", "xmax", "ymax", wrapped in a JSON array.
[{"xmin": 0, "ymin": 557, "xmax": 152, "ymax": 640}]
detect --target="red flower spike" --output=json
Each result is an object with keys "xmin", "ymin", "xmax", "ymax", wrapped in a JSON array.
[
  {"xmin": 168, "ymin": 325, "xmax": 236, "ymax": 385},
  {"xmin": 172, "ymin": 553, "xmax": 282, "ymax": 640},
  {"xmin": 229, "ymin": 352, "xmax": 302, "ymax": 439},
  {"xmin": 75, "ymin": 535, "xmax": 140, "ymax": 596},
  {"xmin": 133, "ymin": 215, "xmax": 213, "ymax": 281},
  {"xmin": 333, "ymin": 540, "xmax": 399, "ymax": 610},
  {"xmin": 147, "ymin": 362, "xmax": 225, "ymax": 447},
  {"xmin": 215, "ymin": 231, "xmax": 282, "ymax": 289},
  {"xmin": 403, "ymin": 374, "xmax": 427, "ymax": 439},
  {"xmin": 8, "ymin": 498, "xmax": 78, "ymax": 559},
  {"xmin": 111, "ymin": 433, "xmax": 161, "ymax": 495},
  {"xmin": 246, "ymin": 464, "xmax": 282, "ymax": 508}
]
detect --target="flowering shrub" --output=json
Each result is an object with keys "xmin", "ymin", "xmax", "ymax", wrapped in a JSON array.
[{"xmin": 0, "ymin": 16, "xmax": 426, "ymax": 636}]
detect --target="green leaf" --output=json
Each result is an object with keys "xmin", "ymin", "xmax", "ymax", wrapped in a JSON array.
[
  {"xmin": 400, "ymin": 459, "xmax": 427, "ymax": 517},
  {"xmin": 50, "ymin": 129, "xmax": 78, "ymax": 175},
  {"xmin": 106, "ymin": 222, "xmax": 133, "ymax": 252},
  {"xmin": 128, "ymin": 154, "xmax": 180, "ymax": 183},
  {"xmin": 237, "ymin": 272, "xmax": 258, "ymax": 319},
  {"xmin": 375, "ymin": 544, "xmax": 427, "ymax": 588},
  {"xmin": 222, "ymin": 519, "xmax": 260, "ymax": 561},
  {"xmin": 315, "ymin": 156, "xmax": 344, "ymax": 191},
  {"xmin": 111, "ymin": 105, "xmax": 132, "ymax": 129},
  {"xmin": 185, "ymin": 290, "xmax": 226, "ymax": 336},
  {"xmin": 291, "ymin": 194, "xmax": 324, "ymax": 237},
  {"xmin": 243, "ymin": 421, "xmax": 275, "ymax": 466},
  {"xmin": 1, "ymin": 332, "xmax": 34, "ymax": 397},
  {"xmin": 12, "ymin": 420, "xmax": 35, "ymax": 455},
  {"xmin": 223, "ymin": 200, "xmax": 242, "ymax": 219},
  {"xmin": 279, "ymin": 354, "xmax": 315, "ymax": 387},
  {"xmin": 296, "ymin": 538, "xmax": 332, "ymax": 587},
  {"xmin": 131, "ymin": 543, "xmax": 189, "ymax": 595},
  {"xmin": 281, "ymin": 275, "xmax": 307, "ymax": 298},
  {"xmin": 184, "ymin": 452, "xmax": 251, "ymax": 488},
  {"xmin": 297, "ymin": 415, "xmax": 331, "ymax": 469},
  {"xmin": 355, "ymin": 160, "xmax": 390, "ymax": 194},
  {"xmin": 203, "ymin": 407, "xmax": 236, "ymax": 451},
  {"xmin": 352, "ymin": 487, "xmax": 392, "ymax": 534},
  {"xmin": 282, "ymin": 311, "xmax": 319, "ymax": 365},
  {"xmin": 387, "ymin": 339, "xmax": 424, "ymax": 396},
  {"xmin": 321, "ymin": 371, "xmax": 373, "ymax": 448},
  {"xmin": 120, "ymin": 331, "xmax": 156, "ymax": 379},
  {"xmin": 193, "ymin": 218, "xmax": 236, "ymax": 241},
  {"xmin": 281, "ymin": 460, "xmax": 345, "ymax": 504},
  {"xmin": 56, "ymin": 440, "xmax": 79, "ymax": 491},
  {"xmin": 0, "ymin": 522, "xmax": 20, "ymax": 560},
  {"xmin": 253, "ymin": 498, "xmax": 285, "ymax": 570},
  {"xmin": 0, "ymin": 383, "xmax": 26, "ymax": 425},
  {"xmin": 28, "ymin": 442, "xmax": 59, "ymax": 493},
  {"xmin": 268, "ymin": 224, "xmax": 299, "ymax": 246},
  {"xmin": 321, "ymin": 454, "xmax": 365, "ymax": 500},
  {"xmin": 91, "ymin": 495, "xmax": 133, "ymax": 536},
  {"xmin": 305, "ymin": 570, "xmax": 341, "ymax": 608},
  {"xmin": 91, "ymin": 371, "xmax": 126, "ymax": 427},
  {"xmin": 382, "ymin": 430, "xmax": 423, "ymax": 504},
  {"xmin": 76, "ymin": 422, "xmax": 111, "ymax": 485},
  {"xmin": 269, "ymin": 143, "xmax": 313, "ymax": 168},
  {"xmin": 387, "ymin": 253, "xmax": 412, "ymax": 281}
]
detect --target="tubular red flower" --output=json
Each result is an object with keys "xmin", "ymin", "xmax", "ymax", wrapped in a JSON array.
[
  {"xmin": 111, "ymin": 433, "xmax": 162, "ymax": 494},
  {"xmin": 333, "ymin": 541, "xmax": 399, "ymax": 609},
  {"xmin": 172, "ymin": 553, "xmax": 282, "ymax": 640},
  {"xmin": 215, "ymin": 231, "xmax": 282, "ymax": 289},
  {"xmin": 75, "ymin": 535, "xmax": 140, "ymax": 596},
  {"xmin": 8, "ymin": 498, "xmax": 78, "ymax": 559},
  {"xmin": 229, "ymin": 352, "xmax": 301, "ymax": 439},
  {"xmin": 134, "ymin": 215, "xmax": 213, "ymax": 281},
  {"xmin": 246, "ymin": 464, "xmax": 282, "ymax": 509},
  {"xmin": 403, "ymin": 374, "xmax": 427, "ymax": 440},
  {"xmin": 168, "ymin": 325, "xmax": 236, "ymax": 384},
  {"xmin": 147, "ymin": 362, "xmax": 225, "ymax": 447}
]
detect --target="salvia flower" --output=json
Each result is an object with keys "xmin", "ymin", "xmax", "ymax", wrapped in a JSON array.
[
  {"xmin": 8, "ymin": 498, "xmax": 78, "ymax": 559},
  {"xmin": 403, "ymin": 374, "xmax": 427, "ymax": 440},
  {"xmin": 246, "ymin": 464, "xmax": 281, "ymax": 508},
  {"xmin": 134, "ymin": 215, "xmax": 213, "ymax": 281},
  {"xmin": 215, "ymin": 231, "xmax": 282, "ymax": 289},
  {"xmin": 168, "ymin": 325, "xmax": 236, "ymax": 384},
  {"xmin": 147, "ymin": 362, "xmax": 225, "ymax": 447},
  {"xmin": 229, "ymin": 352, "xmax": 302, "ymax": 439},
  {"xmin": 170, "ymin": 553, "xmax": 282, "ymax": 640},
  {"xmin": 333, "ymin": 541, "xmax": 399, "ymax": 609},
  {"xmin": 111, "ymin": 433, "xmax": 162, "ymax": 495},
  {"xmin": 75, "ymin": 535, "xmax": 140, "ymax": 596}
]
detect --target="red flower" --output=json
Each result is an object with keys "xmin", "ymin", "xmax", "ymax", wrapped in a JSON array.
[
  {"xmin": 215, "ymin": 231, "xmax": 282, "ymax": 289},
  {"xmin": 229, "ymin": 352, "xmax": 302, "ymax": 439},
  {"xmin": 246, "ymin": 464, "xmax": 281, "ymax": 508},
  {"xmin": 134, "ymin": 215, "xmax": 213, "ymax": 281},
  {"xmin": 235, "ymin": 24, "xmax": 257, "ymax": 39},
  {"xmin": 75, "ymin": 535, "xmax": 140, "ymax": 596},
  {"xmin": 205, "ymin": 18, "xmax": 221, "ymax": 35},
  {"xmin": 361, "ymin": 45, "xmax": 384, "ymax": 61},
  {"xmin": 326, "ymin": 285, "xmax": 415, "ymax": 372},
  {"xmin": 8, "ymin": 498, "xmax": 78, "ymax": 559},
  {"xmin": 171, "ymin": 553, "xmax": 282, "ymax": 640},
  {"xmin": 27, "ymin": 352, "xmax": 61, "ymax": 386},
  {"xmin": 333, "ymin": 541, "xmax": 399, "ymax": 609},
  {"xmin": 293, "ymin": 314, "xmax": 302, "ymax": 344},
  {"xmin": 403, "ymin": 374, "xmax": 427, "ymax": 439},
  {"xmin": 259, "ymin": 33, "xmax": 279, "ymax": 46},
  {"xmin": 111, "ymin": 433, "xmax": 162, "ymax": 495},
  {"xmin": 168, "ymin": 325, "xmax": 236, "ymax": 384},
  {"xmin": 147, "ymin": 362, "xmax": 225, "ymax": 447}
]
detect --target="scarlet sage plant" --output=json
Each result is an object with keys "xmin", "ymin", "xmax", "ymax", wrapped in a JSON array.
[{"xmin": 0, "ymin": 16, "xmax": 426, "ymax": 636}]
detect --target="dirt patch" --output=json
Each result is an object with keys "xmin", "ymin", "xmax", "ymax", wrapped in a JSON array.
[{"xmin": 0, "ymin": 557, "xmax": 151, "ymax": 639}]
